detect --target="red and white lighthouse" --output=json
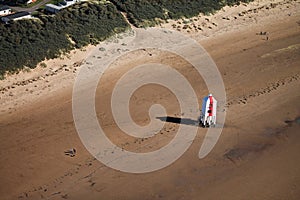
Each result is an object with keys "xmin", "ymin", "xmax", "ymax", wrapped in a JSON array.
[{"xmin": 199, "ymin": 94, "xmax": 217, "ymax": 127}]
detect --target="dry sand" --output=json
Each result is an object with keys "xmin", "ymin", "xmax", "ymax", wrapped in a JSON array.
[{"xmin": 0, "ymin": 0, "xmax": 299, "ymax": 199}]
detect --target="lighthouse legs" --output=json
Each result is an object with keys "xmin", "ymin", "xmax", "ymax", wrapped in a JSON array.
[{"xmin": 198, "ymin": 115, "xmax": 216, "ymax": 128}]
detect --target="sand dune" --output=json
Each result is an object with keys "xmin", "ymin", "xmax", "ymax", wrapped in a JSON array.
[{"xmin": 0, "ymin": 0, "xmax": 299, "ymax": 199}]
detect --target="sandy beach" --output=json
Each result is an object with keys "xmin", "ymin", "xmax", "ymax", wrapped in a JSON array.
[{"xmin": 0, "ymin": 0, "xmax": 299, "ymax": 199}]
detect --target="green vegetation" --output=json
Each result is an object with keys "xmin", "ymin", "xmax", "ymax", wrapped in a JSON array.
[
  {"xmin": 0, "ymin": 0, "xmax": 255, "ymax": 76},
  {"xmin": 0, "ymin": 1, "xmax": 129, "ymax": 76},
  {"xmin": 0, "ymin": 0, "xmax": 31, "ymax": 6},
  {"xmin": 48, "ymin": 0, "xmax": 64, "ymax": 6},
  {"xmin": 110, "ymin": 0, "xmax": 253, "ymax": 27},
  {"xmin": 40, "ymin": 62, "xmax": 47, "ymax": 68},
  {"xmin": 0, "ymin": 0, "xmax": 17, "ymax": 6}
]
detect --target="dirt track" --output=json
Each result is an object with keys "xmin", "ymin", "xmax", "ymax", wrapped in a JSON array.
[
  {"xmin": 10, "ymin": 0, "xmax": 51, "ymax": 13},
  {"xmin": 0, "ymin": 0, "xmax": 300, "ymax": 199}
]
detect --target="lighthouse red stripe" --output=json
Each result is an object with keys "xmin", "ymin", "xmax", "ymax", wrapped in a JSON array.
[{"xmin": 209, "ymin": 96, "xmax": 213, "ymax": 116}]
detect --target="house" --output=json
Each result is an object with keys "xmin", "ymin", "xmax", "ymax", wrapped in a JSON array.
[
  {"xmin": 45, "ymin": 4, "xmax": 63, "ymax": 14},
  {"xmin": 1, "ymin": 11, "xmax": 32, "ymax": 23},
  {"xmin": 26, "ymin": 0, "xmax": 37, "ymax": 4},
  {"xmin": 61, "ymin": 0, "xmax": 77, "ymax": 7},
  {"xmin": 0, "ymin": 5, "xmax": 11, "ymax": 16},
  {"xmin": 45, "ymin": 0, "xmax": 83, "ymax": 14}
]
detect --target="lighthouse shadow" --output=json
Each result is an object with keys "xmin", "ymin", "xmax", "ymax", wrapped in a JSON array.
[{"xmin": 156, "ymin": 116, "xmax": 199, "ymax": 126}]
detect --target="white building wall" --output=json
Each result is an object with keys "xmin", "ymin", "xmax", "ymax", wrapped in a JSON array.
[
  {"xmin": 14, "ymin": 15, "xmax": 32, "ymax": 21},
  {"xmin": 0, "ymin": 9, "xmax": 11, "ymax": 16}
]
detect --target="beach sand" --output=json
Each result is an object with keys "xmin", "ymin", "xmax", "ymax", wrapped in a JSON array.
[{"xmin": 0, "ymin": 0, "xmax": 299, "ymax": 199}]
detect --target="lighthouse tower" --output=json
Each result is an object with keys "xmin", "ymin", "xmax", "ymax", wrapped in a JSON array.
[{"xmin": 199, "ymin": 94, "xmax": 217, "ymax": 127}]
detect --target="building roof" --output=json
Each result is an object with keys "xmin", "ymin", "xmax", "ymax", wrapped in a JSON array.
[
  {"xmin": 2, "ymin": 11, "xmax": 30, "ymax": 20},
  {"xmin": 0, "ymin": 5, "xmax": 10, "ymax": 11},
  {"xmin": 45, "ymin": 4, "xmax": 63, "ymax": 10}
]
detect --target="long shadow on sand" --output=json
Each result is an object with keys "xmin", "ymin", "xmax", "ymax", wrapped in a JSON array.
[{"xmin": 156, "ymin": 116, "xmax": 199, "ymax": 126}]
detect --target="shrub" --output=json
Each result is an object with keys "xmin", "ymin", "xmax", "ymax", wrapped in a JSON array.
[{"xmin": 0, "ymin": 1, "xmax": 129, "ymax": 76}]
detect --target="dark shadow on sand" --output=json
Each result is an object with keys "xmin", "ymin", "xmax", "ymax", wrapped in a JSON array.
[{"xmin": 156, "ymin": 116, "xmax": 199, "ymax": 126}]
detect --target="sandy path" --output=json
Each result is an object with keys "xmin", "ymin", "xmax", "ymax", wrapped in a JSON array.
[
  {"xmin": 11, "ymin": 0, "xmax": 52, "ymax": 13},
  {"xmin": 0, "ymin": 0, "xmax": 299, "ymax": 199}
]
